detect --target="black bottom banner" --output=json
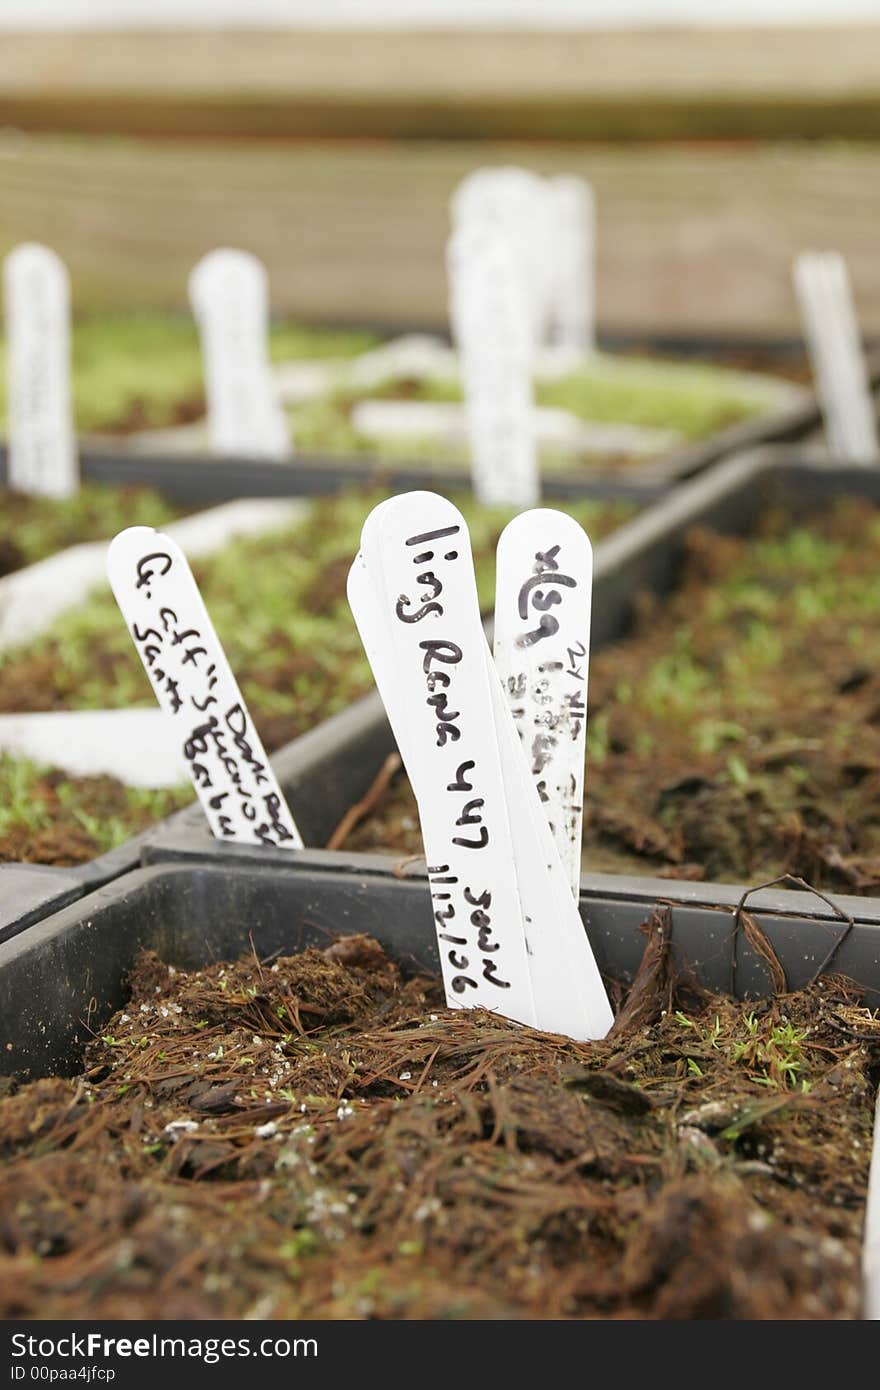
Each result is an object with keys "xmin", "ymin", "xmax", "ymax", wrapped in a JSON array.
[{"xmin": 0, "ymin": 1318, "xmax": 851, "ymax": 1384}]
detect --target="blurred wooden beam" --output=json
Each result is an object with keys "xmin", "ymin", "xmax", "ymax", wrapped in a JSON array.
[
  {"xmin": 2, "ymin": 133, "xmax": 880, "ymax": 335},
  {"xmin": 1, "ymin": 27, "xmax": 880, "ymax": 140}
]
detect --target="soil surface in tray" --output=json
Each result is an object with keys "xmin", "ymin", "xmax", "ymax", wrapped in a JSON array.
[
  {"xmin": 290, "ymin": 351, "xmax": 788, "ymax": 476},
  {"xmin": 0, "ymin": 315, "xmax": 785, "ymax": 464},
  {"xmin": 0, "ymin": 483, "xmax": 182, "ymax": 579},
  {"xmin": 0, "ymin": 925, "xmax": 875, "ymax": 1320},
  {"xmin": 0, "ymin": 492, "xmax": 631, "ymax": 867},
  {"xmin": 0, "ymin": 316, "xmax": 377, "ymax": 437},
  {"xmin": 344, "ymin": 496, "xmax": 880, "ymax": 896}
]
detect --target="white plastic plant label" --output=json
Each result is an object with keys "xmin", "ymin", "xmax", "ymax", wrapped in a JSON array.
[
  {"xmin": 2, "ymin": 242, "xmax": 77, "ymax": 498},
  {"xmin": 484, "ymin": 647, "xmax": 612, "ymax": 1041},
  {"xmin": 348, "ymin": 492, "xmax": 612, "ymax": 1041},
  {"xmin": 107, "ymin": 525, "xmax": 302, "ymax": 849},
  {"xmin": 349, "ymin": 492, "xmax": 537, "ymax": 1026},
  {"xmin": 447, "ymin": 224, "xmax": 539, "ymax": 508},
  {"xmin": 549, "ymin": 175, "xmax": 596, "ymax": 357},
  {"xmin": 793, "ymin": 250, "xmax": 879, "ymax": 462},
  {"xmin": 494, "ymin": 509, "xmax": 592, "ymax": 901},
  {"xmin": 188, "ymin": 248, "xmax": 291, "ymax": 460}
]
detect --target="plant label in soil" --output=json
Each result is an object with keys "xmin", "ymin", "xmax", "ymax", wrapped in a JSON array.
[
  {"xmin": 107, "ymin": 525, "xmax": 302, "ymax": 850},
  {"xmin": 188, "ymin": 249, "xmax": 291, "ymax": 461},
  {"xmin": 484, "ymin": 644, "xmax": 612, "ymax": 1041},
  {"xmin": 548, "ymin": 175, "xmax": 596, "ymax": 357},
  {"xmin": 494, "ymin": 508, "xmax": 592, "ymax": 900},
  {"xmin": 447, "ymin": 224, "xmax": 539, "ymax": 508},
  {"xmin": 2, "ymin": 243, "xmax": 77, "ymax": 499},
  {"xmin": 349, "ymin": 492, "xmax": 612, "ymax": 1040},
  {"xmin": 350, "ymin": 491, "xmax": 537, "ymax": 1027},
  {"xmin": 793, "ymin": 251, "xmax": 879, "ymax": 462}
]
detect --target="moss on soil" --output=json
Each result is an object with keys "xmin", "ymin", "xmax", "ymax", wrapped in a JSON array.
[
  {"xmin": 0, "ymin": 315, "xmax": 378, "ymax": 436},
  {"xmin": 346, "ymin": 497, "xmax": 880, "ymax": 895},
  {"xmin": 0, "ymin": 482, "xmax": 181, "ymax": 578},
  {"xmin": 290, "ymin": 352, "xmax": 780, "ymax": 468},
  {"xmin": 0, "ymin": 313, "xmax": 783, "ymax": 464},
  {"xmin": 0, "ymin": 926, "xmax": 874, "ymax": 1320}
]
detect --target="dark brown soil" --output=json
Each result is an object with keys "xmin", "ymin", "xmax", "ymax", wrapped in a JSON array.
[
  {"xmin": 343, "ymin": 499, "xmax": 880, "ymax": 894},
  {"xmin": 108, "ymin": 392, "xmax": 205, "ymax": 436},
  {"xmin": 0, "ymin": 536, "xmax": 25, "ymax": 581},
  {"xmin": 0, "ymin": 923, "xmax": 874, "ymax": 1320},
  {"xmin": 0, "ymin": 769, "xmax": 192, "ymax": 868},
  {"xmin": 619, "ymin": 341, "xmax": 811, "ymax": 386},
  {"xmin": 0, "ymin": 483, "xmax": 183, "ymax": 576}
]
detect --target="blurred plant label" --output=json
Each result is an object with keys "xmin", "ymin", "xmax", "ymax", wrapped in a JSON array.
[
  {"xmin": 189, "ymin": 249, "xmax": 291, "ymax": 460},
  {"xmin": 447, "ymin": 225, "xmax": 539, "ymax": 508},
  {"xmin": 793, "ymin": 251, "xmax": 879, "ymax": 462},
  {"xmin": 107, "ymin": 526, "xmax": 302, "ymax": 849},
  {"xmin": 494, "ymin": 509, "xmax": 592, "ymax": 901},
  {"xmin": 451, "ymin": 166, "xmax": 556, "ymax": 348},
  {"xmin": 349, "ymin": 492, "xmax": 612, "ymax": 1040},
  {"xmin": 549, "ymin": 176, "xmax": 596, "ymax": 357},
  {"xmin": 2, "ymin": 243, "xmax": 77, "ymax": 499},
  {"xmin": 351, "ymin": 491, "xmax": 537, "ymax": 1026}
]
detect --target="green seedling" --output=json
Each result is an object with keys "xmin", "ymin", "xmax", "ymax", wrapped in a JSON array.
[
  {"xmin": 730, "ymin": 1011, "xmax": 810, "ymax": 1090},
  {"xmin": 0, "ymin": 315, "xmax": 377, "ymax": 435}
]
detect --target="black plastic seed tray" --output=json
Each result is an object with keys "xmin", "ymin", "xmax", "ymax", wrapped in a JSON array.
[
  {"xmin": 69, "ymin": 368, "xmax": 826, "ymax": 502},
  {"xmin": 2, "ymin": 855, "xmax": 877, "ymax": 1083}
]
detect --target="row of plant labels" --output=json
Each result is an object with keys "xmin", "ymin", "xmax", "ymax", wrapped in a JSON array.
[
  {"xmin": 107, "ymin": 490, "xmax": 612, "ymax": 1041},
  {"xmin": 2, "ymin": 243, "xmax": 292, "ymax": 499},
  {"xmin": 1, "ymin": 170, "xmax": 595, "ymax": 507},
  {"xmin": 3, "ymin": 168, "xmax": 877, "ymax": 506}
]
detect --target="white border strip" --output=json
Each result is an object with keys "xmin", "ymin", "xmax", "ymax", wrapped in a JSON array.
[
  {"xmin": 0, "ymin": 3, "xmax": 877, "ymax": 31},
  {"xmin": 865, "ymin": 1087, "xmax": 880, "ymax": 1318}
]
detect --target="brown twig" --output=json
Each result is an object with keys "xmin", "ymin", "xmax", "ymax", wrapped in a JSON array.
[
  {"xmin": 824, "ymin": 1009, "xmax": 880, "ymax": 1042},
  {"xmin": 325, "ymin": 752, "xmax": 402, "ymax": 852},
  {"xmin": 608, "ymin": 904, "xmax": 672, "ymax": 1037},
  {"xmin": 392, "ymin": 853, "xmax": 425, "ymax": 880},
  {"xmin": 729, "ymin": 873, "xmax": 854, "ymax": 995}
]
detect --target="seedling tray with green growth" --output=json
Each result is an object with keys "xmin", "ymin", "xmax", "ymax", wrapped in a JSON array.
[
  {"xmin": 0, "ymin": 321, "xmax": 836, "ymax": 504},
  {"xmin": 0, "ymin": 489, "xmax": 633, "ymax": 938},
  {"xmin": 136, "ymin": 450, "xmax": 880, "ymax": 911},
  {"xmin": 0, "ymin": 481, "xmax": 186, "ymax": 581},
  {"xmin": 0, "ymin": 314, "xmax": 379, "ymax": 441},
  {"xmin": 0, "ymin": 856, "xmax": 876, "ymax": 1319}
]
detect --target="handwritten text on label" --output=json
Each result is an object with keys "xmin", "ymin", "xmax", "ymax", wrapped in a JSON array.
[
  {"xmin": 107, "ymin": 526, "xmax": 302, "ymax": 849},
  {"xmin": 495, "ymin": 510, "xmax": 592, "ymax": 900},
  {"xmin": 352, "ymin": 493, "xmax": 537, "ymax": 1024}
]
